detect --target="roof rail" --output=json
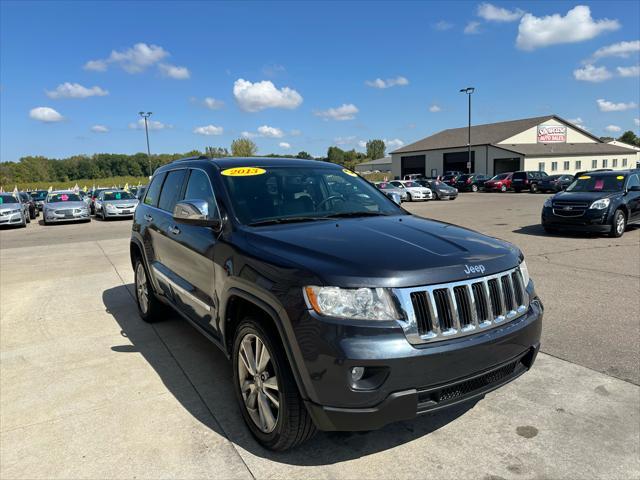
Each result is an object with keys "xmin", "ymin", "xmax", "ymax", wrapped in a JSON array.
[{"xmin": 171, "ymin": 155, "xmax": 210, "ymax": 163}]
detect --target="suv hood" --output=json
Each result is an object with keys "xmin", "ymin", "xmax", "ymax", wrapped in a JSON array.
[
  {"xmin": 243, "ymin": 215, "xmax": 520, "ymax": 288},
  {"xmin": 552, "ymin": 191, "xmax": 619, "ymax": 203}
]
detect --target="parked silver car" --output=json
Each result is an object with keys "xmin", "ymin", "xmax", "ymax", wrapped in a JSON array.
[
  {"xmin": 374, "ymin": 181, "xmax": 408, "ymax": 201},
  {"xmin": 389, "ymin": 180, "xmax": 433, "ymax": 201},
  {"xmin": 43, "ymin": 191, "xmax": 91, "ymax": 224},
  {"xmin": 95, "ymin": 190, "xmax": 139, "ymax": 220},
  {"xmin": 0, "ymin": 193, "xmax": 28, "ymax": 228}
]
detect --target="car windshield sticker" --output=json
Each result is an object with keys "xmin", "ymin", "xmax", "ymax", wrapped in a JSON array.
[
  {"xmin": 60, "ymin": 194, "xmax": 69, "ymax": 201},
  {"xmin": 594, "ymin": 179, "xmax": 604, "ymax": 190},
  {"xmin": 617, "ymin": 176, "xmax": 624, "ymax": 180},
  {"xmin": 221, "ymin": 167, "xmax": 266, "ymax": 177},
  {"xmin": 115, "ymin": 192, "xmax": 121, "ymax": 200},
  {"xmin": 578, "ymin": 176, "xmax": 590, "ymax": 180},
  {"xmin": 342, "ymin": 168, "xmax": 358, "ymax": 177},
  {"xmin": 0, "ymin": 198, "xmax": 3, "ymax": 204}
]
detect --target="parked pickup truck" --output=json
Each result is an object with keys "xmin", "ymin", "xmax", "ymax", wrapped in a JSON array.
[{"xmin": 130, "ymin": 156, "xmax": 543, "ymax": 450}]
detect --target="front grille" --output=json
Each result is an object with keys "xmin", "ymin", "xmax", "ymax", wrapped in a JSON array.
[
  {"xmin": 116, "ymin": 204, "xmax": 135, "ymax": 209},
  {"xmin": 552, "ymin": 200, "xmax": 588, "ymax": 217},
  {"xmin": 54, "ymin": 209, "xmax": 73, "ymax": 214},
  {"xmin": 394, "ymin": 266, "xmax": 529, "ymax": 344}
]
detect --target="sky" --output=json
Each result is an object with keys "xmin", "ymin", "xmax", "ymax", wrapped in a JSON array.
[{"xmin": 1, "ymin": 0, "xmax": 639, "ymax": 162}]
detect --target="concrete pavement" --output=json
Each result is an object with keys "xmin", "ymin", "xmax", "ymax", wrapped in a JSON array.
[{"xmin": 1, "ymin": 194, "xmax": 639, "ymax": 479}]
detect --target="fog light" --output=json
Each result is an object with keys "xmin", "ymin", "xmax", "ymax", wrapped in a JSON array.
[{"xmin": 350, "ymin": 366, "xmax": 365, "ymax": 382}]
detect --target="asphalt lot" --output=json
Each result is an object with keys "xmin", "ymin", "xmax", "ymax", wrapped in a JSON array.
[{"xmin": 1, "ymin": 193, "xmax": 639, "ymax": 479}]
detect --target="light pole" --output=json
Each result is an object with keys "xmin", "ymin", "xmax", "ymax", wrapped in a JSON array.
[
  {"xmin": 139, "ymin": 111, "xmax": 153, "ymax": 177},
  {"xmin": 459, "ymin": 87, "xmax": 474, "ymax": 174}
]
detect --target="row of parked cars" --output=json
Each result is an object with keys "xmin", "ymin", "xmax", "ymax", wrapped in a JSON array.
[
  {"xmin": 0, "ymin": 186, "xmax": 146, "ymax": 228},
  {"xmin": 438, "ymin": 171, "xmax": 576, "ymax": 194},
  {"xmin": 374, "ymin": 179, "xmax": 458, "ymax": 202}
]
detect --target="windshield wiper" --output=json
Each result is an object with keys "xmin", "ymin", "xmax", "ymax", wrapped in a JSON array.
[
  {"xmin": 248, "ymin": 216, "xmax": 331, "ymax": 227},
  {"xmin": 323, "ymin": 211, "xmax": 391, "ymax": 218}
]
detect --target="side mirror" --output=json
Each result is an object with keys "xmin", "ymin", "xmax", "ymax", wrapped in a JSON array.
[
  {"xmin": 173, "ymin": 199, "xmax": 221, "ymax": 229},
  {"xmin": 388, "ymin": 192, "xmax": 402, "ymax": 205}
]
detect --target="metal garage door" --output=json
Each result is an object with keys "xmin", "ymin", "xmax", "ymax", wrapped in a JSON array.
[
  {"xmin": 444, "ymin": 152, "xmax": 475, "ymax": 174},
  {"xmin": 494, "ymin": 158, "xmax": 521, "ymax": 174},
  {"xmin": 401, "ymin": 155, "xmax": 426, "ymax": 178}
]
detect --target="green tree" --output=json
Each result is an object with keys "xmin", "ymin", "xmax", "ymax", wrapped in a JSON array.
[
  {"xmin": 618, "ymin": 131, "xmax": 640, "ymax": 147},
  {"xmin": 327, "ymin": 146, "xmax": 345, "ymax": 164},
  {"xmin": 366, "ymin": 139, "xmax": 386, "ymax": 160},
  {"xmin": 206, "ymin": 146, "xmax": 230, "ymax": 158},
  {"xmin": 296, "ymin": 151, "xmax": 313, "ymax": 160},
  {"xmin": 231, "ymin": 138, "xmax": 258, "ymax": 157}
]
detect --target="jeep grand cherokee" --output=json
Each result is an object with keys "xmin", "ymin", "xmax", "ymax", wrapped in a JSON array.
[{"xmin": 130, "ymin": 157, "xmax": 543, "ymax": 450}]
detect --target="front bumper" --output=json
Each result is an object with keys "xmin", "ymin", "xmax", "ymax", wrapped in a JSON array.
[
  {"xmin": 293, "ymin": 286, "xmax": 543, "ymax": 431},
  {"xmin": 541, "ymin": 206, "xmax": 611, "ymax": 232},
  {"xmin": 408, "ymin": 192, "xmax": 432, "ymax": 200},
  {"xmin": 0, "ymin": 212, "xmax": 24, "ymax": 225},
  {"xmin": 103, "ymin": 207, "xmax": 136, "ymax": 217},
  {"xmin": 45, "ymin": 210, "xmax": 90, "ymax": 223}
]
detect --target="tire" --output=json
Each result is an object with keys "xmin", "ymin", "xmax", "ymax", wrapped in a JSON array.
[
  {"xmin": 471, "ymin": 184, "xmax": 478, "ymax": 192},
  {"xmin": 530, "ymin": 183, "xmax": 539, "ymax": 193},
  {"xmin": 609, "ymin": 209, "xmax": 626, "ymax": 238},
  {"xmin": 26, "ymin": 214, "xmax": 31, "ymax": 224},
  {"xmin": 500, "ymin": 185, "xmax": 507, "ymax": 192},
  {"xmin": 233, "ymin": 317, "xmax": 316, "ymax": 451},
  {"xmin": 30, "ymin": 208, "xmax": 36, "ymax": 219},
  {"xmin": 406, "ymin": 193, "xmax": 413, "ymax": 202},
  {"xmin": 134, "ymin": 258, "xmax": 165, "ymax": 322}
]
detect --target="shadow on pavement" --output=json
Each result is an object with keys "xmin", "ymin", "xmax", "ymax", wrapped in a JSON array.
[
  {"xmin": 514, "ymin": 223, "xmax": 639, "ymax": 238},
  {"xmin": 103, "ymin": 284, "xmax": 477, "ymax": 465}
]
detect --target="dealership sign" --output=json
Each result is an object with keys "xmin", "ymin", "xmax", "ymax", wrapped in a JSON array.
[{"xmin": 537, "ymin": 125, "xmax": 567, "ymax": 143}]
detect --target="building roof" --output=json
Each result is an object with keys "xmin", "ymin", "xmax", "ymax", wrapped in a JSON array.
[
  {"xmin": 496, "ymin": 143, "xmax": 638, "ymax": 157},
  {"xmin": 391, "ymin": 115, "xmax": 602, "ymax": 154},
  {"xmin": 355, "ymin": 156, "xmax": 392, "ymax": 167}
]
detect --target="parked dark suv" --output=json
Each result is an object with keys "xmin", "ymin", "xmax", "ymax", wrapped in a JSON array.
[
  {"xmin": 455, "ymin": 173, "xmax": 489, "ymax": 192},
  {"xmin": 130, "ymin": 157, "xmax": 543, "ymax": 450},
  {"xmin": 511, "ymin": 171, "xmax": 548, "ymax": 193},
  {"xmin": 541, "ymin": 170, "xmax": 640, "ymax": 237}
]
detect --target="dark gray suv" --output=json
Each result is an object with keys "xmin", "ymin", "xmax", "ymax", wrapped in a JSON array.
[{"xmin": 130, "ymin": 156, "xmax": 543, "ymax": 450}]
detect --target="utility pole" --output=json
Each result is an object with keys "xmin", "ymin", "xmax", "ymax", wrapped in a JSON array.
[
  {"xmin": 459, "ymin": 88, "xmax": 475, "ymax": 174},
  {"xmin": 139, "ymin": 112, "xmax": 153, "ymax": 177}
]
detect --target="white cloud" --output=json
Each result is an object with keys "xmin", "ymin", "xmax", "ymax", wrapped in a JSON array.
[
  {"xmin": 429, "ymin": 104, "xmax": 442, "ymax": 112},
  {"xmin": 477, "ymin": 3, "xmax": 524, "ymax": 22},
  {"xmin": 365, "ymin": 76, "xmax": 409, "ymax": 89},
  {"xmin": 233, "ymin": 79, "xmax": 303, "ymax": 112},
  {"xmin": 434, "ymin": 20, "xmax": 453, "ymax": 31},
  {"xmin": 193, "ymin": 125, "xmax": 223, "ymax": 136},
  {"xmin": 46, "ymin": 82, "xmax": 109, "ymax": 99},
  {"xmin": 592, "ymin": 40, "xmax": 640, "ymax": 60},
  {"xmin": 385, "ymin": 138, "xmax": 405, "ymax": 149},
  {"xmin": 85, "ymin": 42, "xmax": 169, "ymax": 73},
  {"xmin": 315, "ymin": 103, "xmax": 359, "ymax": 121},
  {"xmin": 334, "ymin": 136, "xmax": 356, "ymax": 146},
  {"xmin": 464, "ymin": 21, "xmax": 481, "ymax": 34},
  {"xmin": 158, "ymin": 63, "xmax": 190, "ymax": 80},
  {"xmin": 516, "ymin": 6, "xmax": 619, "ymax": 51},
  {"xmin": 29, "ymin": 107, "xmax": 63, "ymax": 122},
  {"xmin": 128, "ymin": 118, "xmax": 171, "ymax": 130},
  {"xmin": 202, "ymin": 97, "xmax": 224, "ymax": 109},
  {"xmin": 597, "ymin": 98, "xmax": 638, "ymax": 112},
  {"xmin": 257, "ymin": 125, "xmax": 284, "ymax": 138},
  {"xmin": 358, "ymin": 140, "xmax": 367, "ymax": 148},
  {"xmin": 290, "ymin": 129, "xmax": 302, "ymax": 136},
  {"xmin": 568, "ymin": 117, "xmax": 589, "ymax": 130},
  {"xmin": 605, "ymin": 125, "xmax": 621, "ymax": 133},
  {"xmin": 617, "ymin": 65, "xmax": 640, "ymax": 77},
  {"xmin": 279, "ymin": 142, "xmax": 291, "ymax": 149},
  {"xmin": 635, "ymin": 118, "xmax": 640, "ymax": 127},
  {"xmin": 91, "ymin": 125, "xmax": 109, "ymax": 133},
  {"xmin": 573, "ymin": 64, "xmax": 612, "ymax": 82}
]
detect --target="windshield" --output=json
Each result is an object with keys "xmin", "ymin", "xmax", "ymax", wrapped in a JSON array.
[
  {"xmin": 491, "ymin": 173, "xmax": 509, "ymax": 180},
  {"xmin": 546, "ymin": 175, "xmax": 562, "ymax": 180},
  {"xmin": 48, "ymin": 193, "xmax": 82, "ymax": 202},
  {"xmin": 403, "ymin": 181, "xmax": 419, "ymax": 187},
  {"xmin": 442, "ymin": 175, "xmax": 455, "ymax": 181},
  {"xmin": 0, "ymin": 194, "xmax": 19, "ymax": 204},
  {"xmin": 31, "ymin": 191, "xmax": 47, "ymax": 200},
  {"xmin": 566, "ymin": 175, "xmax": 625, "ymax": 193},
  {"xmin": 103, "ymin": 191, "xmax": 135, "ymax": 201},
  {"xmin": 377, "ymin": 182, "xmax": 394, "ymax": 190},
  {"xmin": 221, "ymin": 166, "xmax": 403, "ymax": 225}
]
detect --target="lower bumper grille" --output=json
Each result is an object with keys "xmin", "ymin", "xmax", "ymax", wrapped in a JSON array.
[{"xmin": 396, "ymin": 266, "xmax": 529, "ymax": 344}]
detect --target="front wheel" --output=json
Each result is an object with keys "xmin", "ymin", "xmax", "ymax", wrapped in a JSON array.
[
  {"xmin": 609, "ymin": 209, "xmax": 626, "ymax": 238},
  {"xmin": 233, "ymin": 318, "xmax": 316, "ymax": 451},
  {"xmin": 134, "ymin": 258, "xmax": 164, "ymax": 322},
  {"xmin": 406, "ymin": 193, "xmax": 413, "ymax": 202},
  {"xmin": 530, "ymin": 183, "xmax": 539, "ymax": 193},
  {"xmin": 471, "ymin": 184, "xmax": 478, "ymax": 192}
]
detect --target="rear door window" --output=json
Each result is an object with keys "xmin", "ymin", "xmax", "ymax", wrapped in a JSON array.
[
  {"xmin": 144, "ymin": 172, "xmax": 166, "ymax": 207},
  {"xmin": 158, "ymin": 170, "xmax": 187, "ymax": 212}
]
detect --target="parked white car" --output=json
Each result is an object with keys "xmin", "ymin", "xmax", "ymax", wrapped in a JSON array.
[{"xmin": 389, "ymin": 180, "xmax": 433, "ymax": 201}]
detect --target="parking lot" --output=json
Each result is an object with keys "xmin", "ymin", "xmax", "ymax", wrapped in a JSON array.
[{"xmin": 1, "ymin": 192, "xmax": 639, "ymax": 479}]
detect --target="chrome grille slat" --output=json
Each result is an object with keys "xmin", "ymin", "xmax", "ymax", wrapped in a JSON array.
[{"xmin": 394, "ymin": 266, "xmax": 530, "ymax": 345}]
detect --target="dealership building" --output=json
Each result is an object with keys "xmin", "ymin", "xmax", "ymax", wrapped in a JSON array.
[{"xmin": 390, "ymin": 115, "xmax": 639, "ymax": 179}]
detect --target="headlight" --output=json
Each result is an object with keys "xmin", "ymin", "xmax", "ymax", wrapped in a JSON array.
[
  {"xmin": 543, "ymin": 197, "xmax": 553, "ymax": 208},
  {"xmin": 519, "ymin": 259, "xmax": 530, "ymax": 286},
  {"xmin": 304, "ymin": 286, "xmax": 399, "ymax": 321},
  {"xmin": 589, "ymin": 198, "xmax": 610, "ymax": 210},
  {"xmin": 105, "ymin": 203, "xmax": 116, "ymax": 209}
]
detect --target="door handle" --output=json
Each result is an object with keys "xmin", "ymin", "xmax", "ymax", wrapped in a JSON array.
[
  {"xmin": 168, "ymin": 225, "xmax": 181, "ymax": 235},
  {"xmin": 144, "ymin": 214, "xmax": 153, "ymax": 222}
]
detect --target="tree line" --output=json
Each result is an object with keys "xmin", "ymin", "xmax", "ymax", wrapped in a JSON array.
[{"xmin": 0, "ymin": 137, "xmax": 389, "ymax": 185}]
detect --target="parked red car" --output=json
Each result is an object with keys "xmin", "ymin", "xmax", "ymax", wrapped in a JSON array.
[{"xmin": 484, "ymin": 172, "xmax": 513, "ymax": 192}]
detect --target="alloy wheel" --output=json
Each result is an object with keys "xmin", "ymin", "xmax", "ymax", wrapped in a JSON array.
[
  {"xmin": 135, "ymin": 263, "xmax": 149, "ymax": 314},
  {"xmin": 238, "ymin": 333, "xmax": 280, "ymax": 433},
  {"xmin": 616, "ymin": 213, "xmax": 625, "ymax": 235}
]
